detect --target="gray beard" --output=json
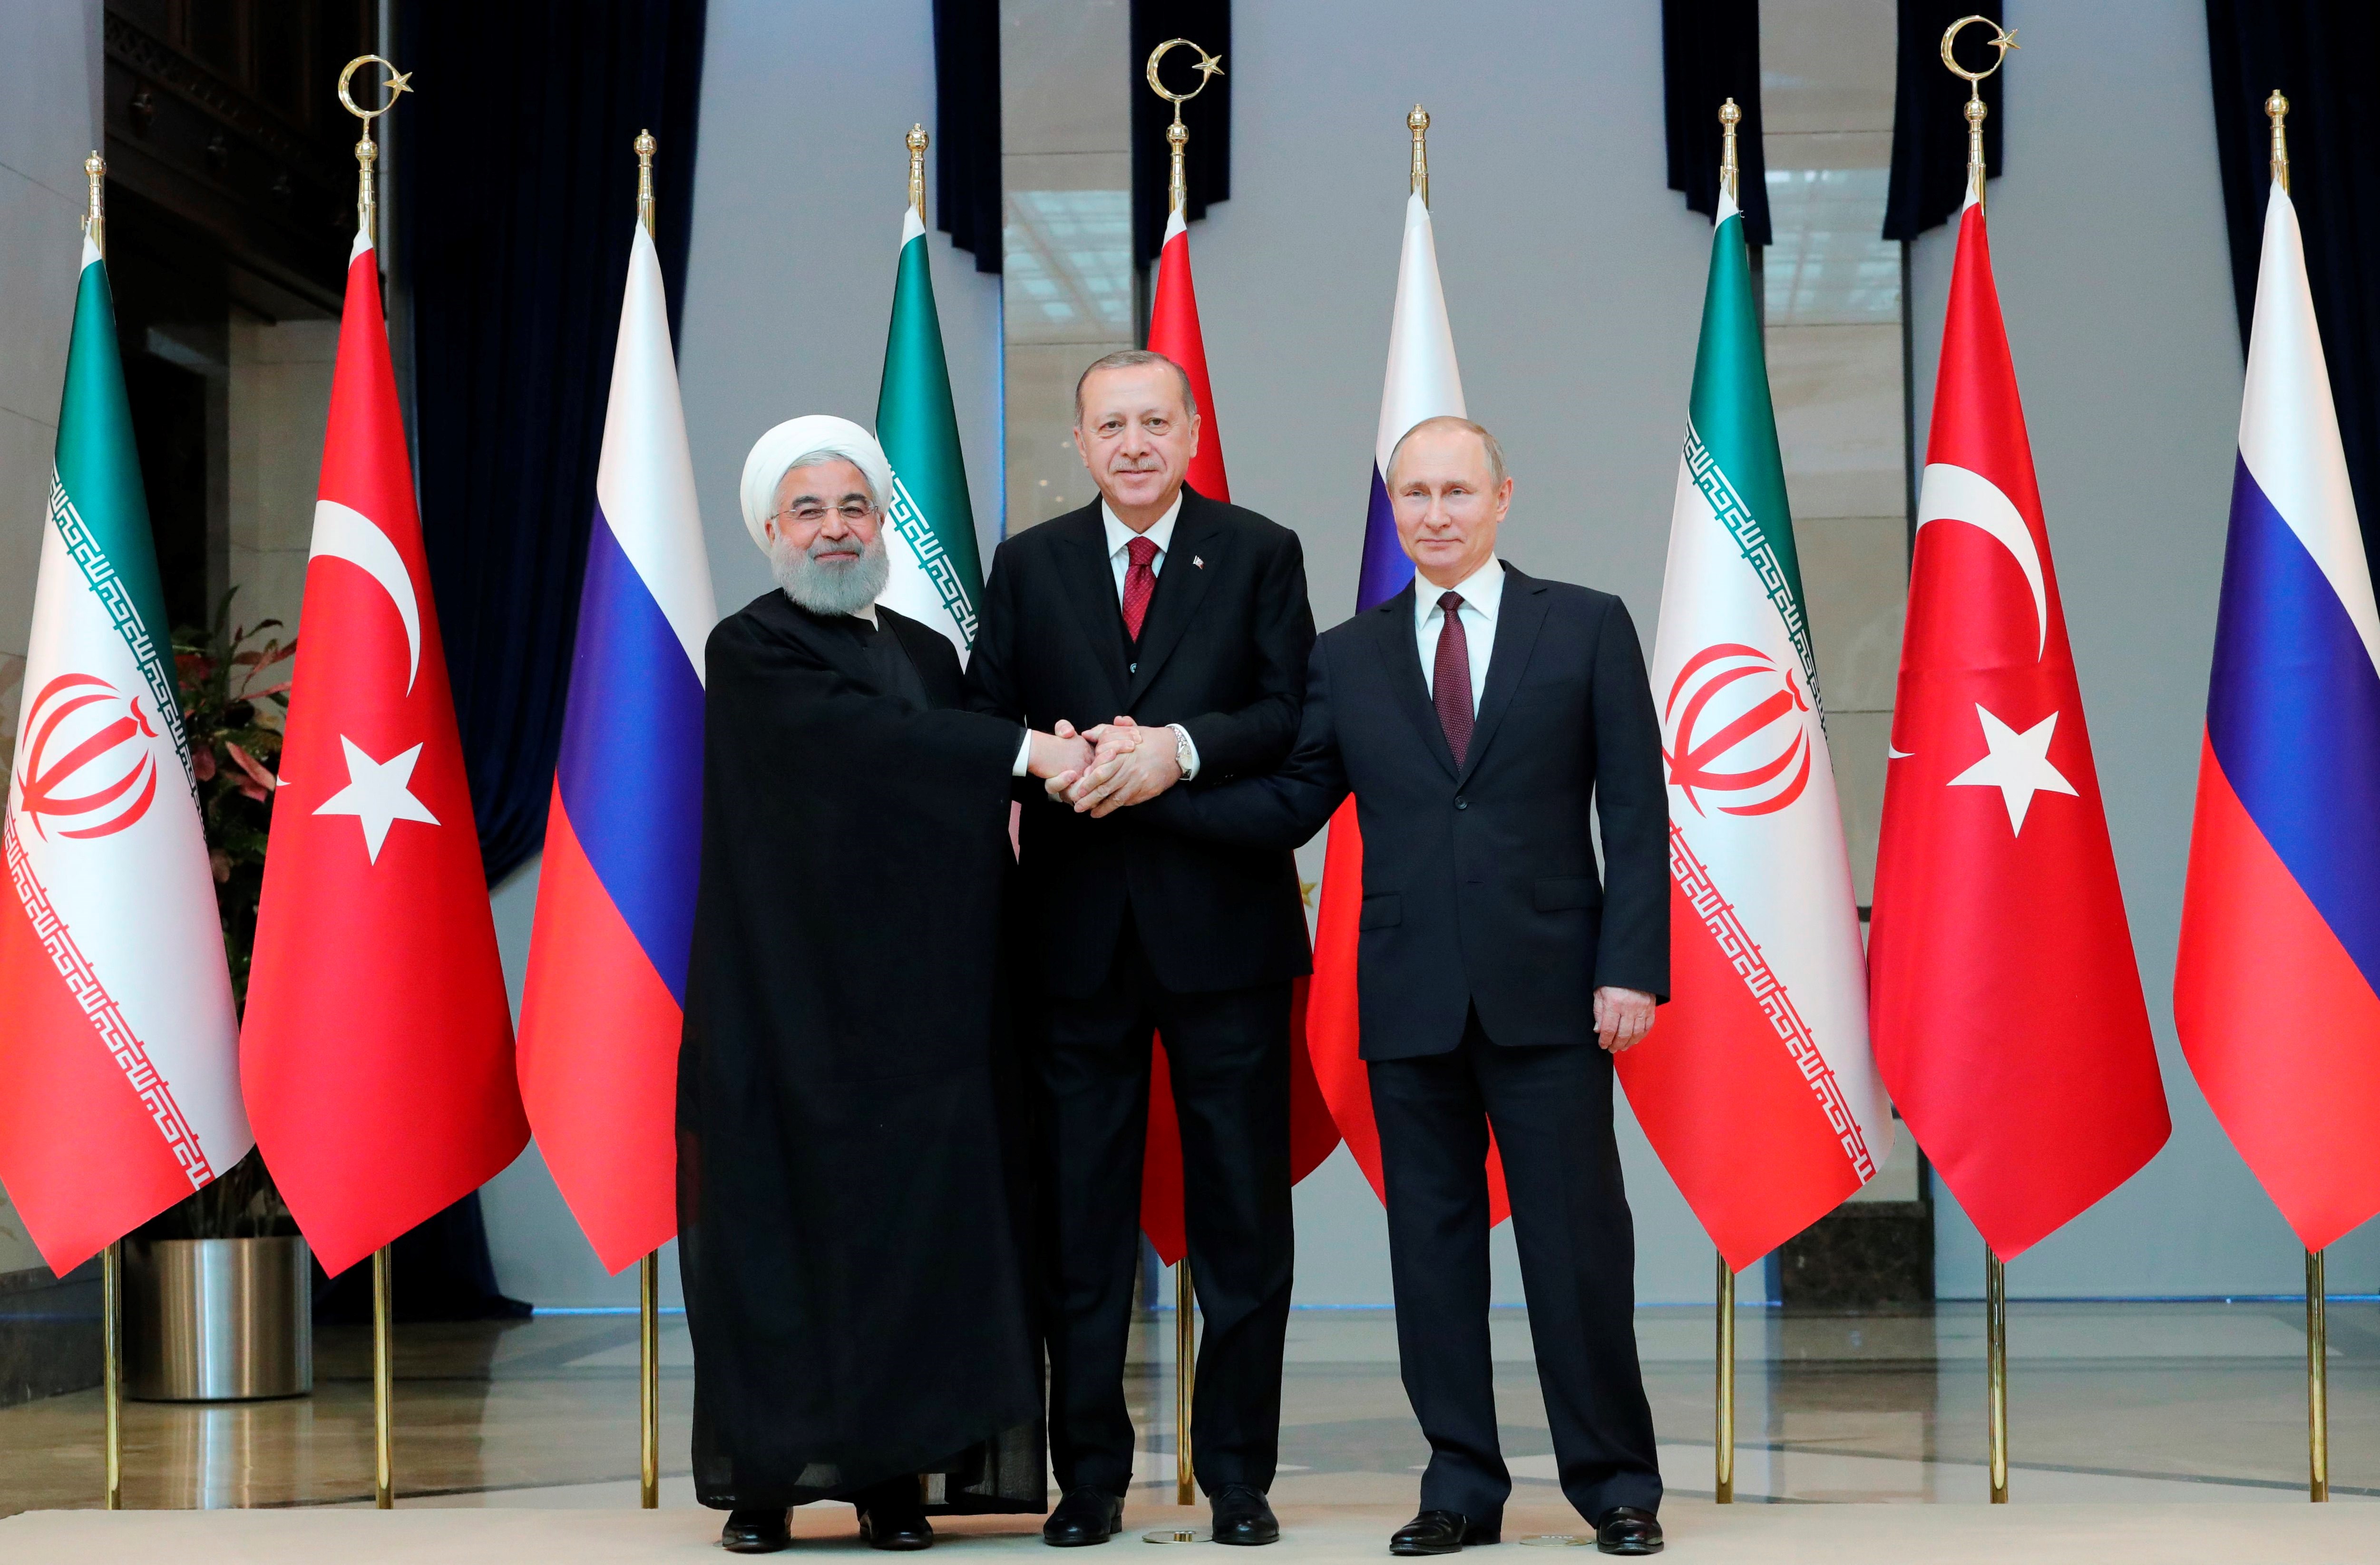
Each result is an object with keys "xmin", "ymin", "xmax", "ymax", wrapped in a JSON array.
[{"xmin": 773, "ymin": 530, "xmax": 891, "ymax": 618}]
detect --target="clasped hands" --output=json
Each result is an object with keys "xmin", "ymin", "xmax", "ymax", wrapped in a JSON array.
[{"xmin": 1029, "ymin": 716, "xmax": 1174, "ymax": 817}]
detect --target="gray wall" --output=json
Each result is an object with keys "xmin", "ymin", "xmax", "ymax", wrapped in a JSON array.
[
  {"xmin": 1913, "ymin": 0, "xmax": 2378, "ymax": 1299},
  {"xmin": 478, "ymin": 0, "xmax": 1007, "ymax": 1306}
]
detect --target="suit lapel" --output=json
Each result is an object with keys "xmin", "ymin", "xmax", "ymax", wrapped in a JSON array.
[
  {"xmin": 1379, "ymin": 584, "xmax": 1458, "ymax": 780},
  {"xmin": 1456, "ymin": 566, "xmax": 1551, "ymax": 787},
  {"xmin": 1123, "ymin": 488, "xmax": 1220, "ymax": 706},
  {"xmin": 1050, "ymin": 506, "xmax": 1131, "ymax": 704}
]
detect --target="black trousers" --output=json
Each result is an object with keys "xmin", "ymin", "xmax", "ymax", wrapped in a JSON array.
[
  {"xmin": 1368, "ymin": 1012, "xmax": 1662, "ymax": 1524},
  {"xmin": 1031, "ymin": 921, "xmax": 1294, "ymax": 1499}
]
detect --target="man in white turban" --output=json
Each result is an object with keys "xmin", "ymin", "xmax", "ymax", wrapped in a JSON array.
[{"xmin": 682, "ymin": 418, "xmax": 1090, "ymax": 1554}]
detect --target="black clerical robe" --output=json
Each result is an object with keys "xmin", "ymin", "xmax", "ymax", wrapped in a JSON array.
[{"xmin": 678, "ymin": 589, "xmax": 1044, "ymax": 1513}]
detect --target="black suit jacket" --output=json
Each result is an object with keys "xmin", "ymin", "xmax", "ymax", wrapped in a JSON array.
[
  {"xmin": 966, "ymin": 487, "xmax": 1317, "ymax": 998},
  {"xmin": 1142, "ymin": 565, "xmax": 1668, "ymax": 1060}
]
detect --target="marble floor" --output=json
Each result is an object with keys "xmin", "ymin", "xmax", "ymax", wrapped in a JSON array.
[{"xmin": 1, "ymin": 1302, "xmax": 2374, "ymax": 1516}]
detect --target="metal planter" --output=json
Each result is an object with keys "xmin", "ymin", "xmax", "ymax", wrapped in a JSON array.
[{"xmin": 124, "ymin": 1236, "xmax": 312, "ymax": 1401}]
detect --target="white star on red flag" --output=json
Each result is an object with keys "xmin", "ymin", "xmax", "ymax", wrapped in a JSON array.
[
  {"xmin": 312, "ymin": 735, "xmax": 439, "ymax": 862},
  {"xmin": 1948, "ymin": 703, "xmax": 2076, "ymax": 835}
]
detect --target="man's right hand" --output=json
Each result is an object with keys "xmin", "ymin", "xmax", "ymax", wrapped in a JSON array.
[
  {"xmin": 1044, "ymin": 718, "xmax": 1145, "ymax": 804},
  {"xmin": 1025, "ymin": 719, "xmax": 1094, "ymax": 780}
]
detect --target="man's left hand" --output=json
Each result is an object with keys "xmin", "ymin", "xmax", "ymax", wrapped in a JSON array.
[{"xmin": 1593, "ymin": 986, "xmax": 1657, "ymax": 1053}]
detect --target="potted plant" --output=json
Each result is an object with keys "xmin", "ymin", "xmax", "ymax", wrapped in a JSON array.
[{"xmin": 122, "ymin": 593, "xmax": 312, "ymax": 1402}]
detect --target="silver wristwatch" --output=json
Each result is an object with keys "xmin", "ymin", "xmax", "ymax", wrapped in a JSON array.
[{"xmin": 1166, "ymin": 722, "xmax": 1196, "ymax": 778}]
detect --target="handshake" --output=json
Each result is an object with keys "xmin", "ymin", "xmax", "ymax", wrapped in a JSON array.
[{"xmin": 1023, "ymin": 717, "xmax": 1177, "ymax": 818}]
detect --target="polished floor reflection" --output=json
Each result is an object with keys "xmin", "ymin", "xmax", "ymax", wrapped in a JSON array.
[{"xmin": 1, "ymin": 1302, "xmax": 2373, "ymax": 1515}]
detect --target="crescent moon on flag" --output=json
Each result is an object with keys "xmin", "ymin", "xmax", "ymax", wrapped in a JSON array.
[
  {"xmin": 1916, "ymin": 463, "xmax": 2048, "ymax": 662},
  {"xmin": 309, "ymin": 499, "xmax": 421, "ymax": 693}
]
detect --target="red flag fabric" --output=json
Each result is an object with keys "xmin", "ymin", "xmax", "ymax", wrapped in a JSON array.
[
  {"xmin": 239, "ymin": 239, "xmax": 527, "ymax": 1277},
  {"xmin": 1136, "ymin": 210, "xmax": 1342, "ymax": 1263},
  {"xmin": 1866, "ymin": 195, "xmax": 2169, "ymax": 1261}
]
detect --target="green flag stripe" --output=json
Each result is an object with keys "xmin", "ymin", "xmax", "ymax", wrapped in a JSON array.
[
  {"xmin": 50, "ymin": 257, "xmax": 192, "ymax": 776},
  {"xmin": 1686, "ymin": 210, "xmax": 1818, "ymax": 700},
  {"xmin": 877, "ymin": 230, "xmax": 983, "ymax": 627}
]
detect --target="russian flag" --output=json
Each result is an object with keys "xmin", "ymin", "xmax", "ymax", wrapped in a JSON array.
[
  {"xmin": 517, "ymin": 218, "xmax": 716, "ymax": 1273},
  {"xmin": 2175, "ymin": 170, "xmax": 2380, "ymax": 1254}
]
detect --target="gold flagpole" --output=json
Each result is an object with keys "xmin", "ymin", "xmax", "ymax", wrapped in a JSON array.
[
  {"xmin": 372, "ymin": 1245, "xmax": 395, "ymax": 1508},
  {"xmin": 1141, "ymin": 36, "xmax": 1221, "ymax": 1519},
  {"xmin": 631, "ymin": 125, "xmax": 665, "ymax": 1514},
  {"xmin": 1939, "ymin": 18, "xmax": 2020, "ymax": 1507},
  {"xmin": 1985, "ymin": 1250, "xmax": 2007, "ymax": 1503},
  {"xmin": 1409, "ymin": 105, "xmax": 1430, "ymax": 206},
  {"xmin": 102, "ymin": 1239, "xmax": 122, "ymax": 1510},
  {"xmin": 1714, "ymin": 1253, "xmax": 1735, "ymax": 1504},
  {"xmin": 336, "ymin": 54, "xmax": 413, "ymax": 1516},
  {"xmin": 82, "ymin": 147, "xmax": 125, "ymax": 1517},
  {"xmin": 1705, "ymin": 104, "xmax": 1745, "ymax": 1510}
]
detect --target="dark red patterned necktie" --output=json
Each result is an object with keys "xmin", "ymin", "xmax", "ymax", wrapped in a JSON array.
[
  {"xmin": 1122, "ymin": 535, "xmax": 1159, "ymax": 640},
  {"xmin": 1434, "ymin": 590, "xmax": 1473, "ymax": 766}
]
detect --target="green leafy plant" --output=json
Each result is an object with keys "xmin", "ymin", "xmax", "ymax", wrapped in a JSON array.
[{"xmin": 140, "ymin": 590, "xmax": 297, "ymax": 1242}]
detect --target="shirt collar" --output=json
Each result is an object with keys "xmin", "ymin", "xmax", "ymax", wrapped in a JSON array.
[
  {"xmin": 1102, "ymin": 490, "xmax": 1185, "ymax": 561},
  {"xmin": 849, "ymin": 603, "xmax": 879, "ymax": 628},
  {"xmin": 1417, "ymin": 555, "xmax": 1506, "ymax": 623}
]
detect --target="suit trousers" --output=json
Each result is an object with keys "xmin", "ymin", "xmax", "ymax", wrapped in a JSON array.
[
  {"xmin": 1031, "ymin": 915, "xmax": 1294, "ymax": 1499},
  {"xmin": 1368, "ymin": 1011, "xmax": 1662, "ymax": 1524}
]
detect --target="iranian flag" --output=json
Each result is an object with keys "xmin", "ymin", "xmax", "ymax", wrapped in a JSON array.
[
  {"xmin": 1616, "ymin": 179, "xmax": 1890, "ymax": 1272},
  {"xmin": 875, "ymin": 202, "xmax": 985, "ymax": 660},
  {"xmin": 0, "ymin": 223, "xmax": 252, "ymax": 1273}
]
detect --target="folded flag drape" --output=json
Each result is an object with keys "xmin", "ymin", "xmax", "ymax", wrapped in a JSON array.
[
  {"xmin": 518, "ymin": 216, "xmax": 715, "ymax": 1273},
  {"xmin": 1136, "ymin": 205, "xmax": 1340, "ymax": 1264},
  {"xmin": 0, "ymin": 226, "xmax": 252, "ymax": 1274},
  {"xmin": 1619, "ymin": 178, "xmax": 1890, "ymax": 1273},
  {"xmin": 1867, "ymin": 183, "xmax": 2168, "ymax": 1262},
  {"xmin": 2175, "ymin": 167, "xmax": 2380, "ymax": 1253},
  {"xmin": 241, "ymin": 233, "xmax": 527, "ymax": 1278}
]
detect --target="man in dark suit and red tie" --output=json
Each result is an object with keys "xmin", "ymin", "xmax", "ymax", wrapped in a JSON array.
[
  {"xmin": 1057, "ymin": 416, "xmax": 1670, "ymax": 1557},
  {"xmin": 965, "ymin": 350, "xmax": 1315, "ymax": 1548}
]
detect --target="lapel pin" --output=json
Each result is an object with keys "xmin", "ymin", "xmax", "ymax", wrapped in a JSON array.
[{"xmin": 1192, "ymin": 555, "xmax": 1204, "ymax": 569}]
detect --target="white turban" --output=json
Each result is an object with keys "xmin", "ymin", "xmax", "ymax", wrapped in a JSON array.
[{"xmin": 737, "ymin": 415, "xmax": 896, "ymax": 552}]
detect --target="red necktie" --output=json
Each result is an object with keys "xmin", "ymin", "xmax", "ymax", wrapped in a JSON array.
[
  {"xmin": 1433, "ymin": 590, "xmax": 1473, "ymax": 766},
  {"xmin": 1122, "ymin": 535, "xmax": 1159, "ymax": 640}
]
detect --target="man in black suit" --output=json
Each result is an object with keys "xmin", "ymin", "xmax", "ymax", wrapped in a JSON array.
[
  {"xmin": 965, "ymin": 351, "xmax": 1316, "ymax": 1547},
  {"xmin": 1058, "ymin": 417, "xmax": 1668, "ymax": 1557}
]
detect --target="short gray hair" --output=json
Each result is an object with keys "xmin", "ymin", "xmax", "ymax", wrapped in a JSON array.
[
  {"xmin": 1073, "ymin": 348, "xmax": 1199, "ymax": 426},
  {"xmin": 778, "ymin": 447, "xmax": 881, "ymax": 510},
  {"xmin": 1386, "ymin": 416, "xmax": 1508, "ymax": 489}
]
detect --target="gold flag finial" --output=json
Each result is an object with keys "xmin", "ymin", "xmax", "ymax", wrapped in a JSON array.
[
  {"xmin": 1718, "ymin": 98, "xmax": 1741, "ymax": 206},
  {"xmin": 2266, "ymin": 89, "xmax": 2291, "ymax": 193},
  {"xmin": 82, "ymin": 151, "xmax": 105, "ymax": 257},
  {"xmin": 907, "ymin": 124, "xmax": 929, "ymax": 224},
  {"xmin": 636, "ymin": 129, "xmax": 658, "ymax": 237},
  {"xmin": 1408, "ymin": 105, "xmax": 1431, "ymax": 207},
  {"xmin": 1146, "ymin": 37, "xmax": 1223, "ymax": 218},
  {"xmin": 338, "ymin": 54, "xmax": 413, "ymax": 238},
  {"xmin": 1941, "ymin": 16, "xmax": 2016, "ymax": 212}
]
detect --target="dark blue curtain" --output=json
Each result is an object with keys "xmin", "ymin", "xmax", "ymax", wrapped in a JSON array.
[
  {"xmin": 1883, "ymin": 0, "xmax": 2002, "ymax": 240},
  {"xmin": 2205, "ymin": 1, "xmax": 2380, "ymax": 566},
  {"xmin": 1663, "ymin": 0, "xmax": 1772, "ymax": 247},
  {"xmin": 935, "ymin": 0, "xmax": 1004, "ymax": 272},
  {"xmin": 398, "ymin": 0, "xmax": 708, "ymax": 888}
]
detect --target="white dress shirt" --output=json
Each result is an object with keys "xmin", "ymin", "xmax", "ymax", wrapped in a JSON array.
[
  {"xmin": 1009, "ymin": 489, "xmax": 1201, "ymax": 778},
  {"xmin": 1415, "ymin": 555, "xmax": 1504, "ymax": 715}
]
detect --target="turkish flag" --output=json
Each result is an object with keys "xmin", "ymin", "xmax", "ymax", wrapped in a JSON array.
[
  {"xmin": 239, "ymin": 240, "xmax": 527, "ymax": 1277},
  {"xmin": 1137, "ymin": 211, "xmax": 1342, "ymax": 1263},
  {"xmin": 1867, "ymin": 195, "xmax": 2168, "ymax": 1261}
]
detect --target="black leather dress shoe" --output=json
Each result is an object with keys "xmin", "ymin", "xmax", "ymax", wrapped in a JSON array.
[
  {"xmin": 722, "ymin": 1508, "xmax": 793, "ymax": 1554},
  {"xmin": 1592, "ymin": 1507, "xmax": 1662, "ymax": 1556},
  {"xmin": 1043, "ymin": 1488, "xmax": 1124, "ymax": 1546},
  {"xmin": 1209, "ymin": 1484, "xmax": 1280, "ymax": 1546},
  {"xmin": 857, "ymin": 1488, "xmax": 934, "ymax": 1551},
  {"xmin": 1389, "ymin": 1510, "xmax": 1500, "ymax": 1555}
]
